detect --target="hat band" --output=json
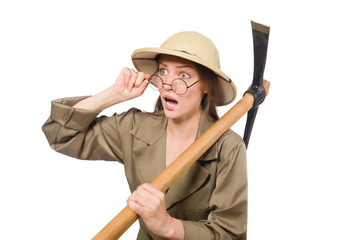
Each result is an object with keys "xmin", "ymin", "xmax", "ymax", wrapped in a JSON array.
[{"xmin": 171, "ymin": 49, "xmax": 200, "ymax": 59}]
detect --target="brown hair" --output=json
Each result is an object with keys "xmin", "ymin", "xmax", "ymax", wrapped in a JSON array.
[{"xmin": 154, "ymin": 55, "xmax": 219, "ymax": 121}]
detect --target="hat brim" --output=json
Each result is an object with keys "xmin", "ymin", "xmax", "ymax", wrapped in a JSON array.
[{"xmin": 132, "ymin": 47, "xmax": 237, "ymax": 106}]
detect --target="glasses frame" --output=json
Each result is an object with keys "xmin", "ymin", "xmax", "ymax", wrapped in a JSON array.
[{"xmin": 150, "ymin": 72, "xmax": 200, "ymax": 95}]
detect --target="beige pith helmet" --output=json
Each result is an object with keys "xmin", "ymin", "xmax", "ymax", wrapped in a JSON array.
[{"xmin": 131, "ymin": 31, "xmax": 237, "ymax": 106}]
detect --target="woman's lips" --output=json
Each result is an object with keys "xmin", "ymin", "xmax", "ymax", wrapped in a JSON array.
[{"xmin": 163, "ymin": 95, "xmax": 178, "ymax": 110}]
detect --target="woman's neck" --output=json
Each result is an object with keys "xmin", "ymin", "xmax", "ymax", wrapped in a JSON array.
[{"xmin": 166, "ymin": 109, "xmax": 202, "ymax": 140}]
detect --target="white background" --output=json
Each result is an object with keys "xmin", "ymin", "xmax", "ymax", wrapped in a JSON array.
[{"xmin": 1, "ymin": 0, "xmax": 361, "ymax": 239}]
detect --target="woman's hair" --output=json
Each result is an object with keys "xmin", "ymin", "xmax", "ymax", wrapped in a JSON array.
[{"xmin": 154, "ymin": 55, "xmax": 219, "ymax": 121}]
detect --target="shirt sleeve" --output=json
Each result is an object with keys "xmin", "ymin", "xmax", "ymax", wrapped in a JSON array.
[
  {"xmin": 183, "ymin": 135, "xmax": 248, "ymax": 240},
  {"xmin": 42, "ymin": 96, "xmax": 138, "ymax": 163}
]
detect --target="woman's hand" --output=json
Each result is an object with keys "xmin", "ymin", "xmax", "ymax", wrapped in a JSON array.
[
  {"xmin": 73, "ymin": 67, "xmax": 150, "ymax": 111},
  {"xmin": 127, "ymin": 183, "xmax": 185, "ymax": 240},
  {"xmin": 113, "ymin": 67, "xmax": 151, "ymax": 102}
]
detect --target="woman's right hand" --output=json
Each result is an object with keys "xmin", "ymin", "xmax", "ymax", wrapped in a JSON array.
[
  {"xmin": 73, "ymin": 68, "xmax": 151, "ymax": 111},
  {"xmin": 113, "ymin": 67, "xmax": 151, "ymax": 102}
]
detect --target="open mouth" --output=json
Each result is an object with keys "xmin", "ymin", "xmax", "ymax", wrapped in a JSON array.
[
  {"xmin": 165, "ymin": 97, "xmax": 178, "ymax": 104},
  {"xmin": 163, "ymin": 95, "xmax": 178, "ymax": 109}
]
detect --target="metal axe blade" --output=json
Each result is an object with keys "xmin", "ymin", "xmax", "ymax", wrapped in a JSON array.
[{"xmin": 243, "ymin": 21, "xmax": 270, "ymax": 149}]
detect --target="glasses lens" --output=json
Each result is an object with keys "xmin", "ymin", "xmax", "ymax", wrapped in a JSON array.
[
  {"xmin": 172, "ymin": 79, "xmax": 187, "ymax": 95},
  {"xmin": 150, "ymin": 75, "xmax": 163, "ymax": 91}
]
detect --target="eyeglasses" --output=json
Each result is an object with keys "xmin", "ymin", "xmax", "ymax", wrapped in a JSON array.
[{"xmin": 149, "ymin": 74, "xmax": 200, "ymax": 95}]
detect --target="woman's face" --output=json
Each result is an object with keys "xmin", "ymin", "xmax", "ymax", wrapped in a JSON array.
[{"xmin": 157, "ymin": 55, "xmax": 205, "ymax": 122}]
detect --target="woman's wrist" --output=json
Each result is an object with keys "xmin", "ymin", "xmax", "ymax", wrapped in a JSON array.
[{"xmin": 163, "ymin": 216, "xmax": 185, "ymax": 240}]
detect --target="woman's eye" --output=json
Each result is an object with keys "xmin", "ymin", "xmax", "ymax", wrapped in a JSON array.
[
  {"xmin": 180, "ymin": 72, "xmax": 190, "ymax": 79},
  {"xmin": 159, "ymin": 69, "xmax": 168, "ymax": 75}
]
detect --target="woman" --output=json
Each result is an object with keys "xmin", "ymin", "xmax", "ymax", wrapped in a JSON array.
[{"xmin": 42, "ymin": 31, "xmax": 247, "ymax": 240}]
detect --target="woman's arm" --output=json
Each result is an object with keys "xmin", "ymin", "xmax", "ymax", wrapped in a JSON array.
[
  {"xmin": 183, "ymin": 134, "xmax": 248, "ymax": 240},
  {"xmin": 42, "ymin": 68, "xmax": 150, "ymax": 161},
  {"xmin": 73, "ymin": 68, "xmax": 150, "ymax": 111}
]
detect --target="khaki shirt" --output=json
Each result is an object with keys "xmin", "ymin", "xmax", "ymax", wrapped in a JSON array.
[{"xmin": 42, "ymin": 96, "xmax": 247, "ymax": 240}]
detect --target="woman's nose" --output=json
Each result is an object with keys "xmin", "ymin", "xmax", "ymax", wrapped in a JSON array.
[
  {"xmin": 161, "ymin": 74, "xmax": 175, "ymax": 90},
  {"xmin": 163, "ymin": 82, "xmax": 173, "ymax": 91}
]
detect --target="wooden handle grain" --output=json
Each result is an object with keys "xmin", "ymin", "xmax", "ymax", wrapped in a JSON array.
[{"xmin": 92, "ymin": 80, "xmax": 270, "ymax": 240}]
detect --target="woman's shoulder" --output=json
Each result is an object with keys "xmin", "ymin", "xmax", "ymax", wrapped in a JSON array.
[
  {"xmin": 220, "ymin": 129, "xmax": 244, "ymax": 145},
  {"xmin": 118, "ymin": 108, "xmax": 164, "ymax": 121},
  {"xmin": 109, "ymin": 108, "xmax": 165, "ymax": 128},
  {"xmin": 216, "ymin": 129, "xmax": 246, "ymax": 158}
]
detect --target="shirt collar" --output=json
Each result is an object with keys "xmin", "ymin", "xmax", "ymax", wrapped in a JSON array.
[
  {"xmin": 130, "ymin": 109, "xmax": 218, "ymax": 161},
  {"xmin": 129, "ymin": 110, "xmax": 167, "ymax": 146}
]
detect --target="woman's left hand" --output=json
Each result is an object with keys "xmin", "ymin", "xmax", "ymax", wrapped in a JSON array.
[{"xmin": 127, "ymin": 183, "xmax": 178, "ymax": 238}]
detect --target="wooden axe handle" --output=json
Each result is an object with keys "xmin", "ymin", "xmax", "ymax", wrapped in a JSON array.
[{"xmin": 92, "ymin": 80, "xmax": 270, "ymax": 240}]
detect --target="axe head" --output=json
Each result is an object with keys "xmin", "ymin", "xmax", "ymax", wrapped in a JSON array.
[
  {"xmin": 247, "ymin": 21, "xmax": 270, "ymax": 108},
  {"xmin": 243, "ymin": 21, "xmax": 270, "ymax": 148}
]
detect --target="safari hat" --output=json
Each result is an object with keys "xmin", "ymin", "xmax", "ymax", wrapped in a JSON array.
[{"xmin": 131, "ymin": 31, "xmax": 237, "ymax": 106}]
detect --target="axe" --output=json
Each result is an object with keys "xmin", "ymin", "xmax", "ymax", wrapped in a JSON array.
[{"xmin": 92, "ymin": 21, "xmax": 270, "ymax": 240}]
